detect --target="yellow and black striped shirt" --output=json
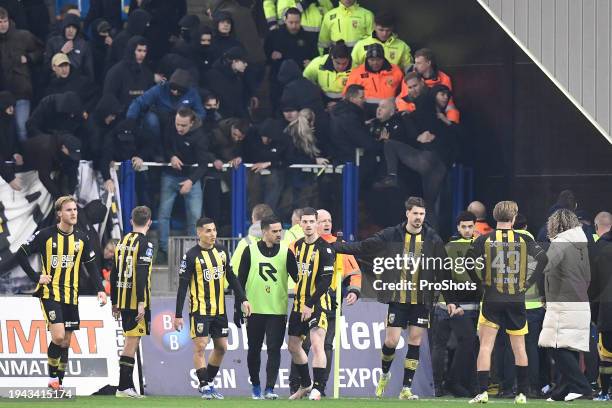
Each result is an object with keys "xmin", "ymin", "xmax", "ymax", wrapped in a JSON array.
[
  {"xmin": 175, "ymin": 244, "xmax": 247, "ymax": 317},
  {"xmin": 292, "ymin": 237, "xmax": 335, "ymax": 312},
  {"xmin": 468, "ymin": 229, "xmax": 545, "ymax": 297},
  {"xmin": 392, "ymin": 232, "xmax": 424, "ymax": 305},
  {"xmin": 19, "ymin": 226, "xmax": 97, "ymax": 305},
  {"xmin": 111, "ymin": 232, "xmax": 154, "ymax": 311}
]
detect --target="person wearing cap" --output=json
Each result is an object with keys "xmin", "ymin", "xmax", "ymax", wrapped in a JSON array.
[
  {"xmin": 351, "ymin": 11, "xmax": 412, "ymax": 71},
  {"xmin": 264, "ymin": 7, "xmax": 319, "ymax": 111},
  {"xmin": 103, "ymin": 35, "xmax": 154, "ymax": 115},
  {"xmin": 43, "ymin": 53, "xmax": 98, "ymax": 114},
  {"xmin": 264, "ymin": 0, "xmax": 333, "ymax": 32},
  {"xmin": 125, "ymin": 68, "xmax": 204, "ymax": 159},
  {"xmin": 0, "ymin": 90, "xmax": 23, "ymax": 191},
  {"xmin": 203, "ymin": 46, "xmax": 255, "ymax": 119},
  {"xmin": 318, "ymin": 0, "xmax": 373, "ymax": 52},
  {"xmin": 44, "ymin": 13, "xmax": 95, "ymax": 81},
  {"xmin": 21, "ymin": 131, "xmax": 82, "ymax": 198},
  {"xmin": 303, "ymin": 40, "xmax": 352, "ymax": 109},
  {"xmin": 343, "ymin": 43, "xmax": 404, "ymax": 118},
  {"xmin": 0, "ymin": 6, "xmax": 43, "ymax": 141}
]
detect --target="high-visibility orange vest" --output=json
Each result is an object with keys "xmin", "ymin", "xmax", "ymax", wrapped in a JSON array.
[{"xmin": 343, "ymin": 61, "xmax": 403, "ymax": 105}]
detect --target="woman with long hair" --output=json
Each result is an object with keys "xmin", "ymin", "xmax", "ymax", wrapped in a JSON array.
[
  {"xmin": 538, "ymin": 209, "xmax": 592, "ymax": 401},
  {"xmin": 285, "ymin": 108, "xmax": 328, "ymax": 210}
]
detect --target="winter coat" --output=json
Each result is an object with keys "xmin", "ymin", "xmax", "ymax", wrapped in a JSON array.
[
  {"xmin": 84, "ymin": 0, "xmax": 123, "ymax": 32},
  {"xmin": 26, "ymin": 92, "xmax": 84, "ymax": 138},
  {"xmin": 264, "ymin": 25, "xmax": 318, "ymax": 79},
  {"xmin": 202, "ymin": 59, "xmax": 250, "ymax": 119},
  {"xmin": 103, "ymin": 35, "xmax": 155, "ymax": 114},
  {"xmin": 278, "ymin": 59, "xmax": 324, "ymax": 113},
  {"xmin": 329, "ymin": 99, "xmax": 376, "ymax": 164},
  {"xmin": 538, "ymin": 226, "xmax": 591, "ymax": 352},
  {"xmin": 44, "ymin": 14, "xmax": 95, "ymax": 80},
  {"xmin": 126, "ymin": 68, "xmax": 204, "ymax": 119},
  {"xmin": 42, "ymin": 71, "xmax": 99, "ymax": 112},
  {"xmin": 590, "ymin": 231, "xmax": 612, "ymax": 330},
  {"xmin": 108, "ymin": 9, "xmax": 151, "ymax": 66},
  {"xmin": 162, "ymin": 120, "xmax": 213, "ymax": 183},
  {"xmin": 0, "ymin": 22, "xmax": 43, "ymax": 99}
]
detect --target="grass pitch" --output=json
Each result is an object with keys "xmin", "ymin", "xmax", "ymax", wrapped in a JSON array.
[{"xmin": 0, "ymin": 396, "xmax": 602, "ymax": 407}]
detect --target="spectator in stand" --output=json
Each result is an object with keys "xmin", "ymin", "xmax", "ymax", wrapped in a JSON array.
[
  {"xmin": 43, "ymin": 53, "xmax": 98, "ymax": 114},
  {"xmin": 202, "ymin": 92, "xmax": 223, "ymax": 129},
  {"xmin": 89, "ymin": 94, "xmax": 122, "ymax": 192},
  {"xmin": 0, "ymin": 91, "xmax": 23, "ymax": 191},
  {"xmin": 203, "ymin": 47, "xmax": 255, "ymax": 119},
  {"xmin": 26, "ymin": 91, "xmax": 85, "ymax": 140},
  {"xmin": 265, "ymin": 7, "xmax": 318, "ymax": 110},
  {"xmin": 157, "ymin": 107, "xmax": 212, "ymax": 262},
  {"xmin": 20, "ymin": 0, "xmax": 50, "ymax": 40},
  {"xmin": 285, "ymin": 108, "xmax": 329, "ymax": 209},
  {"xmin": 595, "ymin": 212, "xmax": 612, "ymax": 239},
  {"xmin": 48, "ymin": 4, "xmax": 80, "ymax": 39},
  {"xmin": 369, "ymin": 98, "xmax": 408, "ymax": 144},
  {"xmin": 351, "ymin": 11, "xmax": 412, "ymax": 71},
  {"xmin": 107, "ymin": 8, "xmax": 151, "ymax": 67},
  {"xmin": 45, "ymin": 14, "xmax": 95, "ymax": 81},
  {"xmin": 467, "ymin": 201, "xmax": 493, "ymax": 238},
  {"xmin": 432, "ymin": 84, "xmax": 460, "ymax": 124},
  {"xmin": 263, "ymin": 0, "xmax": 333, "ymax": 33},
  {"xmin": 373, "ymin": 73, "xmax": 455, "ymax": 227},
  {"xmin": 89, "ymin": 19, "xmax": 114, "ymax": 83},
  {"xmin": 210, "ymin": 117, "xmax": 251, "ymax": 167},
  {"xmin": 329, "ymin": 84, "xmax": 376, "ymax": 165},
  {"xmin": 190, "ymin": 25, "xmax": 214, "ymax": 82},
  {"xmin": 21, "ymin": 132, "xmax": 82, "ymax": 199},
  {"xmin": 84, "ymin": 0, "xmax": 123, "ymax": 34},
  {"xmin": 209, "ymin": 10, "xmax": 243, "ymax": 64},
  {"xmin": 126, "ymin": 68, "xmax": 204, "ymax": 159},
  {"xmin": 154, "ymin": 52, "xmax": 199, "ymax": 89},
  {"xmin": 0, "ymin": 0, "xmax": 26, "ymax": 30},
  {"xmin": 100, "ymin": 239, "xmax": 118, "ymax": 295},
  {"xmin": 245, "ymin": 118, "xmax": 291, "ymax": 213},
  {"xmin": 344, "ymin": 43, "xmax": 403, "ymax": 118},
  {"xmin": 103, "ymin": 36, "xmax": 154, "ymax": 115},
  {"xmin": 318, "ymin": 0, "xmax": 373, "ymax": 51},
  {"xmin": 303, "ymin": 40, "xmax": 352, "ymax": 109},
  {"xmin": 0, "ymin": 7, "xmax": 43, "ymax": 141},
  {"xmin": 172, "ymin": 14, "xmax": 201, "ymax": 57}
]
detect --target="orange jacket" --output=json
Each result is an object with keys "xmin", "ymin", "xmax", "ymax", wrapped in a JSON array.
[
  {"xmin": 344, "ymin": 61, "xmax": 403, "ymax": 105},
  {"xmin": 320, "ymin": 234, "xmax": 362, "ymax": 295},
  {"xmin": 473, "ymin": 220, "xmax": 494, "ymax": 238},
  {"xmin": 395, "ymin": 69, "xmax": 460, "ymax": 123}
]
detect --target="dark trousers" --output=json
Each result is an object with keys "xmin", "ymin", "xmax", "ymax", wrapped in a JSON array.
[
  {"xmin": 525, "ymin": 307, "xmax": 545, "ymax": 390},
  {"xmin": 550, "ymin": 348, "xmax": 592, "ymax": 399},
  {"xmin": 383, "ymin": 140, "xmax": 447, "ymax": 226},
  {"xmin": 289, "ymin": 314, "xmax": 336, "ymax": 394},
  {"xmin": 246, "ymin": 314, "xmax": 287, "ymax": 389},
  {"xmin": 431, "ymin": 307, "xmax": 478, "ymax": 393}
]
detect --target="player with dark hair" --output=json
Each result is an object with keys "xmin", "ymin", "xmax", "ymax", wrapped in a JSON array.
[
  {"xmin": 287, "ymin": 207, "xmax": 335, "ymax": 400},
  {"xmin": 17, "ymin": 196, "xmax": 107, "ymax": 390},
  {"xmin": 111, "ymin": 206, "xmax": 154, "ymax": 398},
  {"xmin": 174, "ymin": 217, "xmax": 251, "ymax": 399}
]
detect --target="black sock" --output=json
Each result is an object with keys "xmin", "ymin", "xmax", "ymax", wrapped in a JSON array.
[
  {"xmin": 296, "ymin": 363, "xmax": 311, "ymax": 388},
  {"xmin": 118, "ymin": 356, "xmax": 135, "ymax": 391},
  {"xmin": 600, "ymin": 361, "xmax": 612, "ymax": 394},
  {"xmin": 196, "ymin": 367, "xmax": 208, "ymax": 387},
  {"xmin": 477, "ymin": 371, "xmax": 489, "ymax": 393},
  {"xmin": 381, "ymin": 344, "xmax": 395, "ymax": 374},
  {"xmin": 206, "ymin": 364, "xmax": 220, "ymax": 384},
  {"xmin": 403, "ymin": 345, "xmax": 419, "ymax": 387},
  {"xmin": 47, "ymin": 342, "xmax": 62, "ymax": 378},
  {"xmin": 516, "ymin": 365, "xmax": 529, "ymax": 395},
  {"xmin": 58, "ymin": 347, "xmax": 69, "ymax": 385},
  {"xmin": 313, "ymin": 367, "xmax": 326, "ymax": 393}
]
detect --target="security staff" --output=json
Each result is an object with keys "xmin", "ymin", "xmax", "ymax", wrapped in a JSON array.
[
  {"xmin": 318, "ymin": 0, "xmax": 374, "ymax": 51},
  {"xmin": 344, "ymin": 43, "xmax": 403, "ymax": 117},
  {"xmin": 303, "ymin": 41, "xmax": 352, "ymax": 106},
  {"xmin": 264, "ymin": 0, "xmax": 333, "ymax": 33},
  {"xmin": 237, "ymin": 216, "xmax": 299, "ymax": 400},
  {"xmin": 351, "ymin": 11, "xmax": 412, "ymax": 71}
]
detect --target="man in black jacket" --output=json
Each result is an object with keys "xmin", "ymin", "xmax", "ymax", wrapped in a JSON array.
[
  {"xmin": 157, "ymin": 107, "xmax": 212, "ymax": 261},
  {"xmin": 0, "ymin": 90, "xmax": 22, "ymax": 191},
  {"xmin": 103, "ymin": 35, "xmax": 154, "ymax": 116},
  {"xmin": 43, "ymin": 53, "xmax": 98, "ymax": 114},
  {"xmin": 333, "ymin": 196, "xmax": 460, "ymax": 400},
  {"xmin": 107, "ymin": 8, "xmax": 151, "ymax": 67},
  {"xmin": 44, "ymin": 14, "xmax": 94, "ymax": 81},
  {"xmin": 26, "ymin": 91, "xmax": 85, "ymax": 139}
]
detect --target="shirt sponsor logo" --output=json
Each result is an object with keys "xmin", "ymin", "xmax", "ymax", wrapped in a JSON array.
[{"xmin": 51, "ymin": 254, "xmax": 75, "ymax": 268}]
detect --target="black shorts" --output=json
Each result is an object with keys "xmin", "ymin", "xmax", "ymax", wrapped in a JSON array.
[
  {"xmin": 190, "ymin": 314, "xmax": 229, "ymax": 339},
  {"xmin": 287, "ymin": 309, "xmax": 328, "ymax": 339},
  {"xmin": 599, "ymin": 332, "xmax": 612, "ymax": 358},
  {"xmin": 121, "ymin": 309, "xmax": 151, "ymax": 337},
  {"xmin": 40, "ymin": 299, "xmax": 80, "ymax": 331},
  {"xmin": 386, "ymin": 302, "xmax": 430, "ymax": 329},
  {"xmin": 479, "ymin": 301, "xmax": 527, "ymax": 335}
]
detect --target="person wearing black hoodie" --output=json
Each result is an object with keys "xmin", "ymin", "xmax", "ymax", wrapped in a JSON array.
[
  {"xmin": 209, "ymin": 10, "xmax": 243, "ymax": 64},
  {"xmin": 89, "ymin": 94, "xmax": 123, "ymax": 191},
  {"xmin": 172, "ymin": 14, "xmax": 201, "ymax": 57},
  {"xmin": 84, "ymin": 0, "xmax": 123, "ymax": 33},
  {"xmin": 244, "ymin": 118, "xmax": 291, "ymax": 213},
  {"xmin": 203, "ymin": 47, "xmax": 253, "ymax": 119},
  {"xmin": 43, "ymin": 53, "xmax": 99, "ymax": 114},
  {"xmin": 0, "ymin": 90, "xmax": 22, "ymax": 191},
  {"xmin": 26, "ymin": 91, "xmax": 85, "ymax": 140},
  {"xmin": 157, "ymin": 107, "xmax": 212, "ymax": 260},
  {"xmin": 107, "ymin": 8, "xmax": 151, "ymax": 67},
  {"xmin": 104, "ymin": 35, "xmax": 154, "ymax": 116},
  {"xmin": 89, "ymin": 19, "xmax": 114, "ymax": 82},
  {"xmin": 188, "ymin": 24, "xmax": 215, "ymax": 83},
  {"xmin": 44, "ymin": 14, "xmax": 95, "ymax": 81}
]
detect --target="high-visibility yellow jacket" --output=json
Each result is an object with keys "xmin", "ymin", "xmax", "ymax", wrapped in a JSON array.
[
  {"xmin": 318, "ymin": 2, "xmax": 374, "ymax": 50},
  {"xmin": 263, "ymin": 0, "xmax": 334, "ymax": 32},
  {"xmin": 351, "ymin": 32, "xmax": 412, "ymax": 71},
  {"xmin": 303, "ymin": 54, "xmax": 352, "ymax": 101}
]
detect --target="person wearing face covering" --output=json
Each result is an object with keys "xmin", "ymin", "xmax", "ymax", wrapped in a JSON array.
[
  {"xmin": 172, "ymin": 14, "xmax": 201, "ymax": 57},
  {"xmin": 186, "ymin": 24, "xmax": 214, "ymax": 84}
]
